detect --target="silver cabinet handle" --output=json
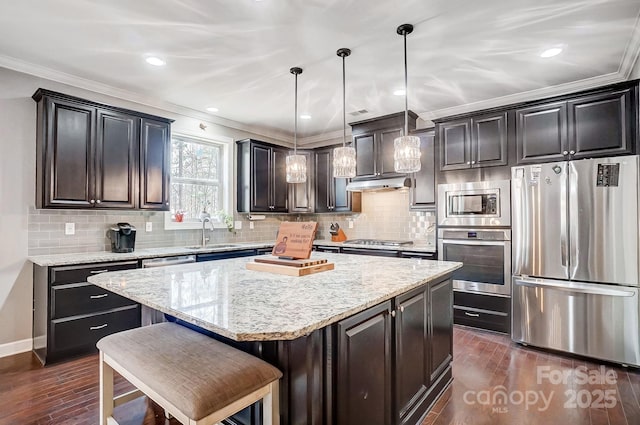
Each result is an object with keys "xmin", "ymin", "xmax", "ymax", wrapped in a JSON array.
[
  {"xmin": 562, "ymin": 150, "xmax": 569, "ymax": 155},
  {"xmin": 90, "ymin": 199, "xmax": 95, "ymax": 204},
  {"xmin": 90, "ymin": 269, "xmax": 109, "ymax": 274},
  {"xmin": 390, "ymin": 310, "xmax": 396, "ymax": 317},
  {"xmin": 96, "ymin": 199, "xmax": 101, "ymax": 204},
  {"xmin": 165, "ymin": 202, "xmax": 169, "ymax": 205},
  {"xmin": 471, "ymin": 161, "xmax": 476, "ymax": 164},
  {"xmin": 569, "ymin": 150, "xmax": 575, "ymax": 155},
  {"xmin": 399, "ymin": 305, "xmax": 405, "ymax": 313},
  {"xmin": 90, "ymin": 294, "xmax": 108, "ymax": 299},
  {"xmin": 464, "ymin": 312, "xmax": 480, "ymax": 317},
  {"xmin": 466, "ymin": 161, "xmax": 471, "ymax": 165},
  {"xmin": 90, "ymin": 324, "xmax": 108, "ymax": 330}
]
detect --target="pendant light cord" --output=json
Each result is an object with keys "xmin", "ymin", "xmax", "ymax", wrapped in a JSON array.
[
  {"xmin": 342, "ymin": 54, "xmax": 347, "ymax": 148},
  {"xmin": 294, "ymin": 72, "xmax": 298, "ymax": 155},
  {"xmin": 403, "ymin": 31, "xmax": 408, "ymax": 137}
]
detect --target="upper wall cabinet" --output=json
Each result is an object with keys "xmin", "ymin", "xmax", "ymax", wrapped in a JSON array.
[
  {"xmin": 516, "ymin": 87, "xmax": 634, "ymax": 164},
  {"xmin": 409, "ymin": 129, "xmax": 436, "ymax": 211},
  {"xmin": 33, "ymin": 89, "xmax": 173, "ymax": 210},
  {"xmin": 351, "ymin": 111, "xmax": 417, "ymax": 180},
  {"xmin": 288, "ymin": 150, "xmax": 314, "ymax": 213},
  {"xmin": 314, "ymin": 146, "xmax": 357, "ymax": 213},
  {"xmin": 438, "ymin": 111, "xmax": 508, "ymax": 171},
  {"xmin": 237, "ymin": 139, "xmax": 289, "ymax": 213}
]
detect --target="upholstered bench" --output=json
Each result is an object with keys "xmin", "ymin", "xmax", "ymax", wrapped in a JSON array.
[{"xmin": 97, "ymin": 322, "xmax": 282, "ymax": 425}]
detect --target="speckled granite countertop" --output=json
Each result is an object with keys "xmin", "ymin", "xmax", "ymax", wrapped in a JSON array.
[
  {"xmin": 87, "ymin": 252, "xmax": 461, "ymax": 342},
  {"xmin": 312, "ymin": 239, "xmax": 436, "ymax": 253},
  {"xmin": 28, "ymin": 242, "xmax": 274, "ymax": 266}
]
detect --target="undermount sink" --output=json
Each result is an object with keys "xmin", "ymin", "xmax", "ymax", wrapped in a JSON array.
[{"xmin": 184, "ymin": 244, "xmax": 239, "ymax": 250}]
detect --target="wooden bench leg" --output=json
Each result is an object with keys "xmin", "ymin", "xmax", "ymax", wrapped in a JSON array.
[
  {"xmin": 99, "ymin": 351, "xmax": 118, "ymax": 425},
  {"xmin": 262, "ymin": 380, "xmax": 280, "ymax": 425}
]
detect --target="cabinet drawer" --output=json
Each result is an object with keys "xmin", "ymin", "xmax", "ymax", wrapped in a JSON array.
[
  {"xmin": 50, "ymin": 261, "xmax": 138, "ymax": 286},
  {"xmin": 454, "ymin": 307, "xmax": 509, "ymax": 333},
  {"xmin": 453, "ymin": 291, "xmax": 510, "ymax": 314},
  {"xmin": 51, "ymin": 305, "xmax": 140, "ymax": 353},
  {"xmin": 51, "ymin": 283, "xmax": 136, "ymax": 319}
]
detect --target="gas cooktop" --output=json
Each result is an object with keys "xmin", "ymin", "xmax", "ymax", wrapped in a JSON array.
[{"xmin": 343, "ymin": 239, "xmax": 414, "ymax": 247}]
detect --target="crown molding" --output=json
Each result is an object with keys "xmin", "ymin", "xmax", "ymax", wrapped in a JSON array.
[
  {"xmin": 418, "ymin": 72, "xmax": 625, "ymax": 122},
  {"xmin": 620, "ymin": 10, "xmax": 640, "ymax": 78},
  {"xmin": 298, "ymin": 128, "xmax": 349, "ymax": 146},
  {"xmin": 0, "ymin": 54, "xmax": 293, "ymax": 143}
]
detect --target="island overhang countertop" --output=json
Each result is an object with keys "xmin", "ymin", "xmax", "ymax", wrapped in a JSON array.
[{"xmin": 87, "ymin": 252, "xmax": 462, "ymax": 342}]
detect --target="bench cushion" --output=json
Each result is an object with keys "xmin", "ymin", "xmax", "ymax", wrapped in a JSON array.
[{"xmin": 97, "ymin": 322, "xmax": 281, "ymax": 420}]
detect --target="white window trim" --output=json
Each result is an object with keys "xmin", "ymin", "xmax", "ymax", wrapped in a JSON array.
[{"xmin": 164, "ymin": 131, "xmax": 234, "ymax": 230}]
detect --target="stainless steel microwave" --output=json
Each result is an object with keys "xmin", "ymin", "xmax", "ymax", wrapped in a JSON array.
[{"xmin": 437, "ymin": 180, "xmax": 511, "ymax": 227}]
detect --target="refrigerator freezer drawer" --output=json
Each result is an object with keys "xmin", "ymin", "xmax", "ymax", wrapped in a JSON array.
[{"xmin": 512, "ymin": 277, "xmax": 640, "ymax": 366}]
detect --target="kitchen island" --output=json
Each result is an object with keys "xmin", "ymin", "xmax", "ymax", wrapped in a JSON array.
[{"xmin": 88, "ymin": 252, "xmax": 461, "ymax": 425}]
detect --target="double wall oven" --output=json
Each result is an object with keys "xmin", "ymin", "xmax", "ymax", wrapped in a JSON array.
[{"xmin": 437, "ymin": 180, "xmax": 512, "ymax": 332}]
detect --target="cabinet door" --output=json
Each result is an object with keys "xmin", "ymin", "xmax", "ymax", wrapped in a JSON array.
[
  {"xmin": 95, "ymin": 109, "xmax": 138, "ymax": 208},
  {"xmin": 354, "ymin": 133, "xmax": 376, "ymax": 178},
  {"xmin": 472, "ymin": 112, "xmax": 507, "ymax": 168},
  {"xmin": 516, "ymin": 102, "xmax": 568, "ymax": 164},
  {"xmin": 568, "ymin": 89, "xmax": 633, "ymax": 159},
  {"xmin": 429, "ymin": 278, "xmax": 453, "ymax": 381},
  {"xmin": 314, "ymin": 149, "xmax": 332, "ymax": 213},
  {"xmin": 337, "ymin": 301, "xmax": 392, "ymax": 425},
  {"xmin": 289, "ymin": 150, "xmax": 314, "ymax": 213},
  {"xmin": 139, "ymin": 118, "xmax": 170, "ymax": 210},
  {"xmin": 379, "ymin": 128, "xmax": 403, "ymax": 177},
  {"xmin": 439, "ymin": 119, "xmax": 471, "ymax": 171},
  {"xmin": 42, "ymin": 98, "xmax": 95, "ymax": 208},
  {"xmin": 395, "ymin": 286, "xmax": 430, "ymax": 425},
  {"xmin": 410, "ymin": 130, "xmax": 435, "ymax": 210},
  {"xmin": 250, "ymin": 144, "xmax": 272, "ymax": 212},
  {"xmin": 271, "ymin": 147, "xmax": 289, "ymax": 212},
  {"xmin": 333, "ymin": 174, "xmax": 351, "ymax": 212}
]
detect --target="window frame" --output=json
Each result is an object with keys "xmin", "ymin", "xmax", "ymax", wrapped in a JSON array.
[{"xmin": 164, "ymin": 132, "xmax": 234, "ymax": 230}]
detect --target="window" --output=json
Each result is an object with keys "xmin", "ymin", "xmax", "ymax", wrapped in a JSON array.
[{"xmin": 164, "ymin": 133, "xmax": 233, "ymax": 230}]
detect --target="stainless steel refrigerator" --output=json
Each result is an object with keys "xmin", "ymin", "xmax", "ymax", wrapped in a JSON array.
[{"xmin": 511, "ymin": 155, "xmax": 640, "ymax": 366}]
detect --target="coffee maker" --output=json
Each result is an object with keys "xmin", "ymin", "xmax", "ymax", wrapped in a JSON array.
[{"xmin": 107, "ymin": 223, "xmax": 136, "ymax": 253}]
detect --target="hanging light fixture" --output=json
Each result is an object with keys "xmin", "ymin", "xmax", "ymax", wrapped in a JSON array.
[
  {"xmin": 286, "ymin": 67, "xmax": 307, "ymax": 183},
  {"xmin": 394, "ymin": 23, "xmax": 421, "ymax": 173},
  {"xmin": 333, "ymin": 48, "xmax": 356, "ymax": 178}
]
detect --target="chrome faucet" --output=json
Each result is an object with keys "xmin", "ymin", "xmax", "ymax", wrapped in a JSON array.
[{"xmin": 199, "ymin": 211, "xmax": 214, "ymax": 247}]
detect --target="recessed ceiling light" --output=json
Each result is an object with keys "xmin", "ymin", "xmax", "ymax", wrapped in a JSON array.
[
  {"xmin": 206, "ymin": 107, "xmax": 219, "ymax": 113},
  {"xmin": 145, "ymin": 56, "xmax": 166, "ymax": 66},
  {"xmin": 393, "ymin": 89, "xmax": 406, "ymax": 96},
  {"xmin": 540, "ymin": 47, "xmax": 563, "ymax": 58},
  {"xmin": 300, "ymin": 114, "xmax": 312, "ymax": 120}
]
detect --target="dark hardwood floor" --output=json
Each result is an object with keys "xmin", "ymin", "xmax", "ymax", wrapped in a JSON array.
[{"xmin": 1, "ymin": 326, "xmax": 639, "ymax": 424}]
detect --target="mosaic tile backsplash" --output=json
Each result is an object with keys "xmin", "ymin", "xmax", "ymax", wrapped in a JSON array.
[{"xmin": 27, "ymin": 190, "xmax": 435, "ymax": 256}]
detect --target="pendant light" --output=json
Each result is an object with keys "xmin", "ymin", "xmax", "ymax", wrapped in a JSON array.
[
  {"xmin": 393, "ymin": 24, "xmax": 421, "ymax": 173},
  {"xmin": 333, "ymin": 48, "xmax": 357, "ymax": 178},
  {"xmin": 286, "ymin": 67, "xmax": 307, "ymax": 183}
]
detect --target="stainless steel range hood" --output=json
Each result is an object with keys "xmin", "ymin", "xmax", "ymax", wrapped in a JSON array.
[{"xmin": 346, "ymin": 176, "xmax": 411, "ymax": 192}]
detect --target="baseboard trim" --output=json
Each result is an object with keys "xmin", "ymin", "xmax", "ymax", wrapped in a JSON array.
[{"xmin": 0, "ymin": 338, "xmax": 32, "ymax": 358}]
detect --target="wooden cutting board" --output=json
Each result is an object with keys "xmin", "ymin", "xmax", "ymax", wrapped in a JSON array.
[
  {"xmin": 254, "ymin": 256, "xmax": 328, "ymax": 268},
  {"xmin": 246, "ymin": 261, "xmax": 335, "ymax": 276}
]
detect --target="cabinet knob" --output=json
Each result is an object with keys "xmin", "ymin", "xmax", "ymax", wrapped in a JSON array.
[
  {"xmin": 96, "ymin": 199, "xmax": 101, "ymax": 204},
  {"xmin": 471, "ymin": 161, "xmax": 476, "ymax": 165},
  {"xmin": 390, "ymin": 310, "xmax": 396, "ymax": 318},
  {"xmin": 90, "ymin": 199, "xmax": 95, "ymax": 204},
  {"xmin": 400, "ymin": 305, "xmax": 405, "ymax": 313},
  {"xmin": 569, "ymin": 150, "xmax": 575, "ymax": 155},
  {"xmin": 166, "ymin": 202, "xmax": 169, "ymax": 206},
  {"xmin": 563, "ymin": 151, "xmax": 569, "ymax": 155},
  {"xmin": 466, "ymin": 161, "xmax": 471, "ymax": 165}
]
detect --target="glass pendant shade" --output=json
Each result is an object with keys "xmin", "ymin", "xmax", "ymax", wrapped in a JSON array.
[
  {"xmin": 286, "ymin": 154, "xmax": 307, "ymax": 183},
  {"xmin": 393, "ymin": 135, "xmax": 421, "ymax": 173},
  {"xmin": 333, "ymin": 146, "xmax": 356, "ymax": 178}
]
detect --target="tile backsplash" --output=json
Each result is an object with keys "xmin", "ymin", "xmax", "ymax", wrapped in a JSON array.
[{"xmin": 28, "ymin": 190, "xmax": 435, "ymax": 256}]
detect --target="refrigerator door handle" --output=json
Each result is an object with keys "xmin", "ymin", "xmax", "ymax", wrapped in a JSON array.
[
  {"xmin": 516, "ymin": 278, "xmax": 635, "ymax": 298},
  {"xmin": 561, "ymin": 163, "xmax": 569, "ymax": 270}
]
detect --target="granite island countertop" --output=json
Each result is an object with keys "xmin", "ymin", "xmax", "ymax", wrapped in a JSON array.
[{"xmin": 87, "ymin": 252, "xmax": 461, "ymax": 342}]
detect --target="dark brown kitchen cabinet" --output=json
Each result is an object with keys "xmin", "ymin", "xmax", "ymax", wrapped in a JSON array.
[
  {"xmin": 33, "ymin": 260, "xmax": 141, "ymax": 365},
  {"xmin": 409, "ymin": 129, "xmax": 436, "ymax": 210},
  {"xmin": 139, "ymin": 118, "xmax": 171, "ymax": 210},
  {"xmin": 439, "ymin": 112, "xmax": 507, "ymax": 171},
  {"xmin": 336, "ymin": 300, "xmax": 393, "ymax": 425},
  {"xmin": 288, "ymin": 150, "xmax": 314, "ymax": 213},
  {"xmin": 429, "ymin": 278, "xmax": 453, "ymax": 381},
  {"xmin": 237, "ymin": 139, "xmax": 288, "ymax": 213},
  {"xmin": 516, "ymin": 89, "xmax": 634, "ymax": 164},
  {"xmin": 314, "ymin": 146, "xmax": 355, "ymax": 213},
  {"xmin": 33, "ymin": 89, "xmax": 173, "ymax": 210},
  {"xmin": 351, "ymin": 111, "xmax": 417, "ymax": 180}
]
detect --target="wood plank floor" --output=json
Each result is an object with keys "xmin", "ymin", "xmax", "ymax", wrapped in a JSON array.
[{"xmin": 1, "ymin": 326, "xmax": 639, "ymax": 424}]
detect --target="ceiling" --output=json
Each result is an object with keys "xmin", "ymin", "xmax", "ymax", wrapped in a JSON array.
[{"xmin": 0, "ymin": 0, "xmax": 639, "ymax": 140}]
